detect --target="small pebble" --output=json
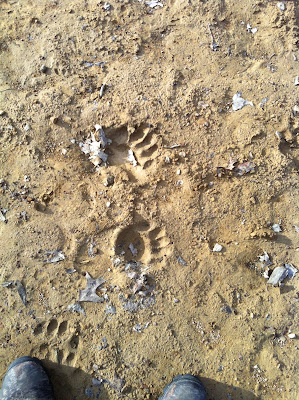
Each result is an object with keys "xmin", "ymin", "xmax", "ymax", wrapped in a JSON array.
[
  {"xmin": 40, "ymin": 64, "xmax": 47, "ymax": 73},
  {"xmin": 277, "ymin": 2, "xmax": 286, "ymax": 11},
  {"xmin": 272, "ymin": 223, "xmax": 282, "ymax": 233},
  {"xmin": 106, "ymin": 201, "xmax": 111, "ymax": 208},
  {"xmin": 275, "ymin": 131, "xmax": 282, "ymax": 140},
  {"xmin": 104, "ymin": 175, "xmax": 114, "ymax": 187},
  {"xmin": 212, "ymin": 243, "xmax": 223, "ymax": 252},
  {"xmin": 288, "ymin": 333, "xmax": 296, "ymax": 339},
  {"xmin": 295, "ymin": 76, "xmax": 299, "ymax": 86}
]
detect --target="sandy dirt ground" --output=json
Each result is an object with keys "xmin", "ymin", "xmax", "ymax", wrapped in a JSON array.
[{"xmin": 0, "ymin": 0, "xmax": 298, "ymax": 399}]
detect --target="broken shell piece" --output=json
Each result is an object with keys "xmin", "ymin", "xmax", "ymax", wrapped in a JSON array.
[
  {"xmin": 80, "ymin": 127, "xmax": 110, "ymax": 167},
  {"xmin": 129, "ymin": 243, "xmax": 138, "ymax": 257},
  {"xmin": 246, "ymin": 24, "xmax": 257, "ymax": 34},
  {"xmin": 285, "ymin": 264, "xmax": 297, "ymax": 279},
  {"xmin": 0, "ymin": 210, "xmax": 7, "ymax": 223},
  {"xmin": 277, "ymin": 2, "xmax": 286, "ymax": 11},
  {"xmin": 235, "ymin": 161, "xmax": 255, "ymax": 176},
  {"xmin": 45, "ymin": 250, "xmax": 65, "ymax": 263},
  {"xmin": 295, "ymin": 76, "xmax": 299, "ymax": 86},
  {"xmin": 128, "ymin": 149, "xmax": 137, "ymax": 167},
  {"xmin": 232, "ymin": 92, "xmax": 253, "ymax": 111},
  {"xmin": 213, "ymin": 243, "xmax": 223, "ymax": 252},
  {"xmin": 258, "ymin": 251, "xmax": 272, "ymax": 267},
  {"xmin": 15, "ymin": 281, "xmax": 27, "ymax": 305},
  {"xmin": 275, "ymin": 131, "xmax": 282, "ymax": 140},
  {"xmin": 79, "ymin": 273, "xmax": 106, "ymax": 303},
  {"xmin": 145, "ymin": 1, "xmax": 163, "ymax": 8},
  {"xmin": 272, "ymin": 223, "xmax": 282, "ymax": 233},
  {"xmin": 94, "ymin": 125, "xmax": 111, "ymax": 148},
  {"xmin": 176, "ymin": 255, "xmax": 187, "ymax": 266},
  {"xmin": 288, "ymin": 333, "xmax": 296, "ymax": 339},
  {"xmin": 267, "ymin": 266, "xmax": 288, "ymax": 285}
]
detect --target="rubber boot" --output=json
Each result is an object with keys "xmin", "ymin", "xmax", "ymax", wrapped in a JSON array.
[
  {"xmin": 0, "ymin": 356, "xmax": 55, "ymax": 400},
  {"xmin": 159, "ymin": 374, "xmax": 207, "ymax": 400}
]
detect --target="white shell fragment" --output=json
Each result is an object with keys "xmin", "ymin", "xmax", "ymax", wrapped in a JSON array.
[
  {"xmin": 145, "ymin": 1, "xmax": 163, "ymax": 9},
  {"xmin": 45, "ymin": 250, "xmax": 65, "ymax": 263},
  {"xmin": 79, "ymin": 125, "xmax": 111, "ymax": 167},
  {"xmin": 268, "ymin": 264, "xmax": 297, "ymax": 285},
  {"xmin": 285, "ymin": 264, "xmax": 298, "ymax": 279},
  {"xmin": 0, "ymin": 210, "xmax": 7, "ymax": 222},
  {"xmin": 267, "ymin": 266, "xmax": 288, "ymax": 285},
  {"xmin": 129, "ymin": 243, "xmax": 138, "ymax": 256},
  {"xmin": 232, "ymin": 92, "xmax": 253, "ymax": 111},
  {"xmin": 213, "ymin": 243, "xmax": 223, "ymax": 252},
  {"xmin": 295, "ymin": 76, "xmax": 299, "ymax": 86},
  {"xmin": 277, "ymin": 2, "xmax": 286, "ymax": 11},
  {"xmin": 275, "ymin": 131, "xmax": 282, "ymax": 140},
  {"xmin": 288, "ymin": 333, "xmax": 296, "ymax": 339},
  {"xmin": 272, "ymin": 223, "xmax": 282, "ymax": 233},
  {"xmin": 258, "ymin": 251, "xmax": 272, "ymax": 267},
  {"xmin": 128, "ymin": 149, "xmax": 137, "ymax": 167},
  {"xmin": 79, "ymin": 273, "xmax": 106, "ymax": 303},
  {"xmin": 246, "ymin": 24, "xmax": 257, "ymax": 34}
]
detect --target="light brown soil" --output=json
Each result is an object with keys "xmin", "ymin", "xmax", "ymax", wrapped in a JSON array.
[{"xmin": 0, "ymin": 1, "xmax": 298, "ymax": 399}]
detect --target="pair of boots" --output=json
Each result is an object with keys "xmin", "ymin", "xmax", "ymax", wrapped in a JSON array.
[{"xmin": 0, "ymin": 356, "xmax": 207, "ymax": 399}]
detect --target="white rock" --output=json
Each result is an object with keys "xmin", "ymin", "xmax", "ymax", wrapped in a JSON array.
[
  {"xmin": 277, "ymin": 2, "xmax": 286, "ymax": 11},
  {"xmin": 128, "ymin": 149, "xmax": 137, "ymax": 167},
  {"xmin": 288, "ymin": 333, "xmax": 296, "ymax": 339},
  {"xmin": 213, "ymin": 243, "xmax": 223, "ymax": 252},
  {"xmin": 267, "ymin": 266, "xmax": 288, "ymax": 285},
  {"xmin": 272, "ymin": 223, "xmax": 282, "ymax": 233},
  {"xmin": 232, "ymin": 92, "xmax": 253, "ymax": 111},
  {"xmin": 145, "ymin": 1, "xmax": 163, "ymax": 9}
]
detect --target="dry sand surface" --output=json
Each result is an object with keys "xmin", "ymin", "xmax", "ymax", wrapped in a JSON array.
[{"xmin": 0, "ymin": 0, "xmax": 298, "ymax": 399}]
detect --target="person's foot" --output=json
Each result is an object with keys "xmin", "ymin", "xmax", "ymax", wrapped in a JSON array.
[
  {"xmin": 0, "ymin": 356, "xmax": 55, "ymax": 400},
  {"xmin": 159, "ymin": 374, "xmax": 207, "ymax": 400}
]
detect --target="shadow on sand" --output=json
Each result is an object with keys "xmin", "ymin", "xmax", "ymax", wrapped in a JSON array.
[{"xmin": 44, "ymin": 360, "xmax": 259, "ymax": 400}]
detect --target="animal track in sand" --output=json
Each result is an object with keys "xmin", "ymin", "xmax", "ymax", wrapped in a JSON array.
[
  {"xmin": 32, "ymin": 319, "xmax": 81, "ymax": 366},
  {"xmin": 113, "ymin": 216, "xmax": 172, "ymax": 265},
  {"xmin": 105, "ymin": 123, "xmax": 161, "ymax": 178}
]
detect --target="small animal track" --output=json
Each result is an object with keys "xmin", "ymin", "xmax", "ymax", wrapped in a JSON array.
[
  {"xmin": 114, "ymin": 216, "xmax": 172, "ymax": 265},
  {"xmin": 106, "ymin": 123, "xmax": 161, "ymax": 174},
  {"xmin": 32, "ymin": 318, "xmax": 81, "ymax": 366}
]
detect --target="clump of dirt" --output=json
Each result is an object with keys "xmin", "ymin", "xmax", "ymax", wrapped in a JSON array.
[{"xmin": 0, "ymin": 1, "xmax": 298, "ymax": 399}]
